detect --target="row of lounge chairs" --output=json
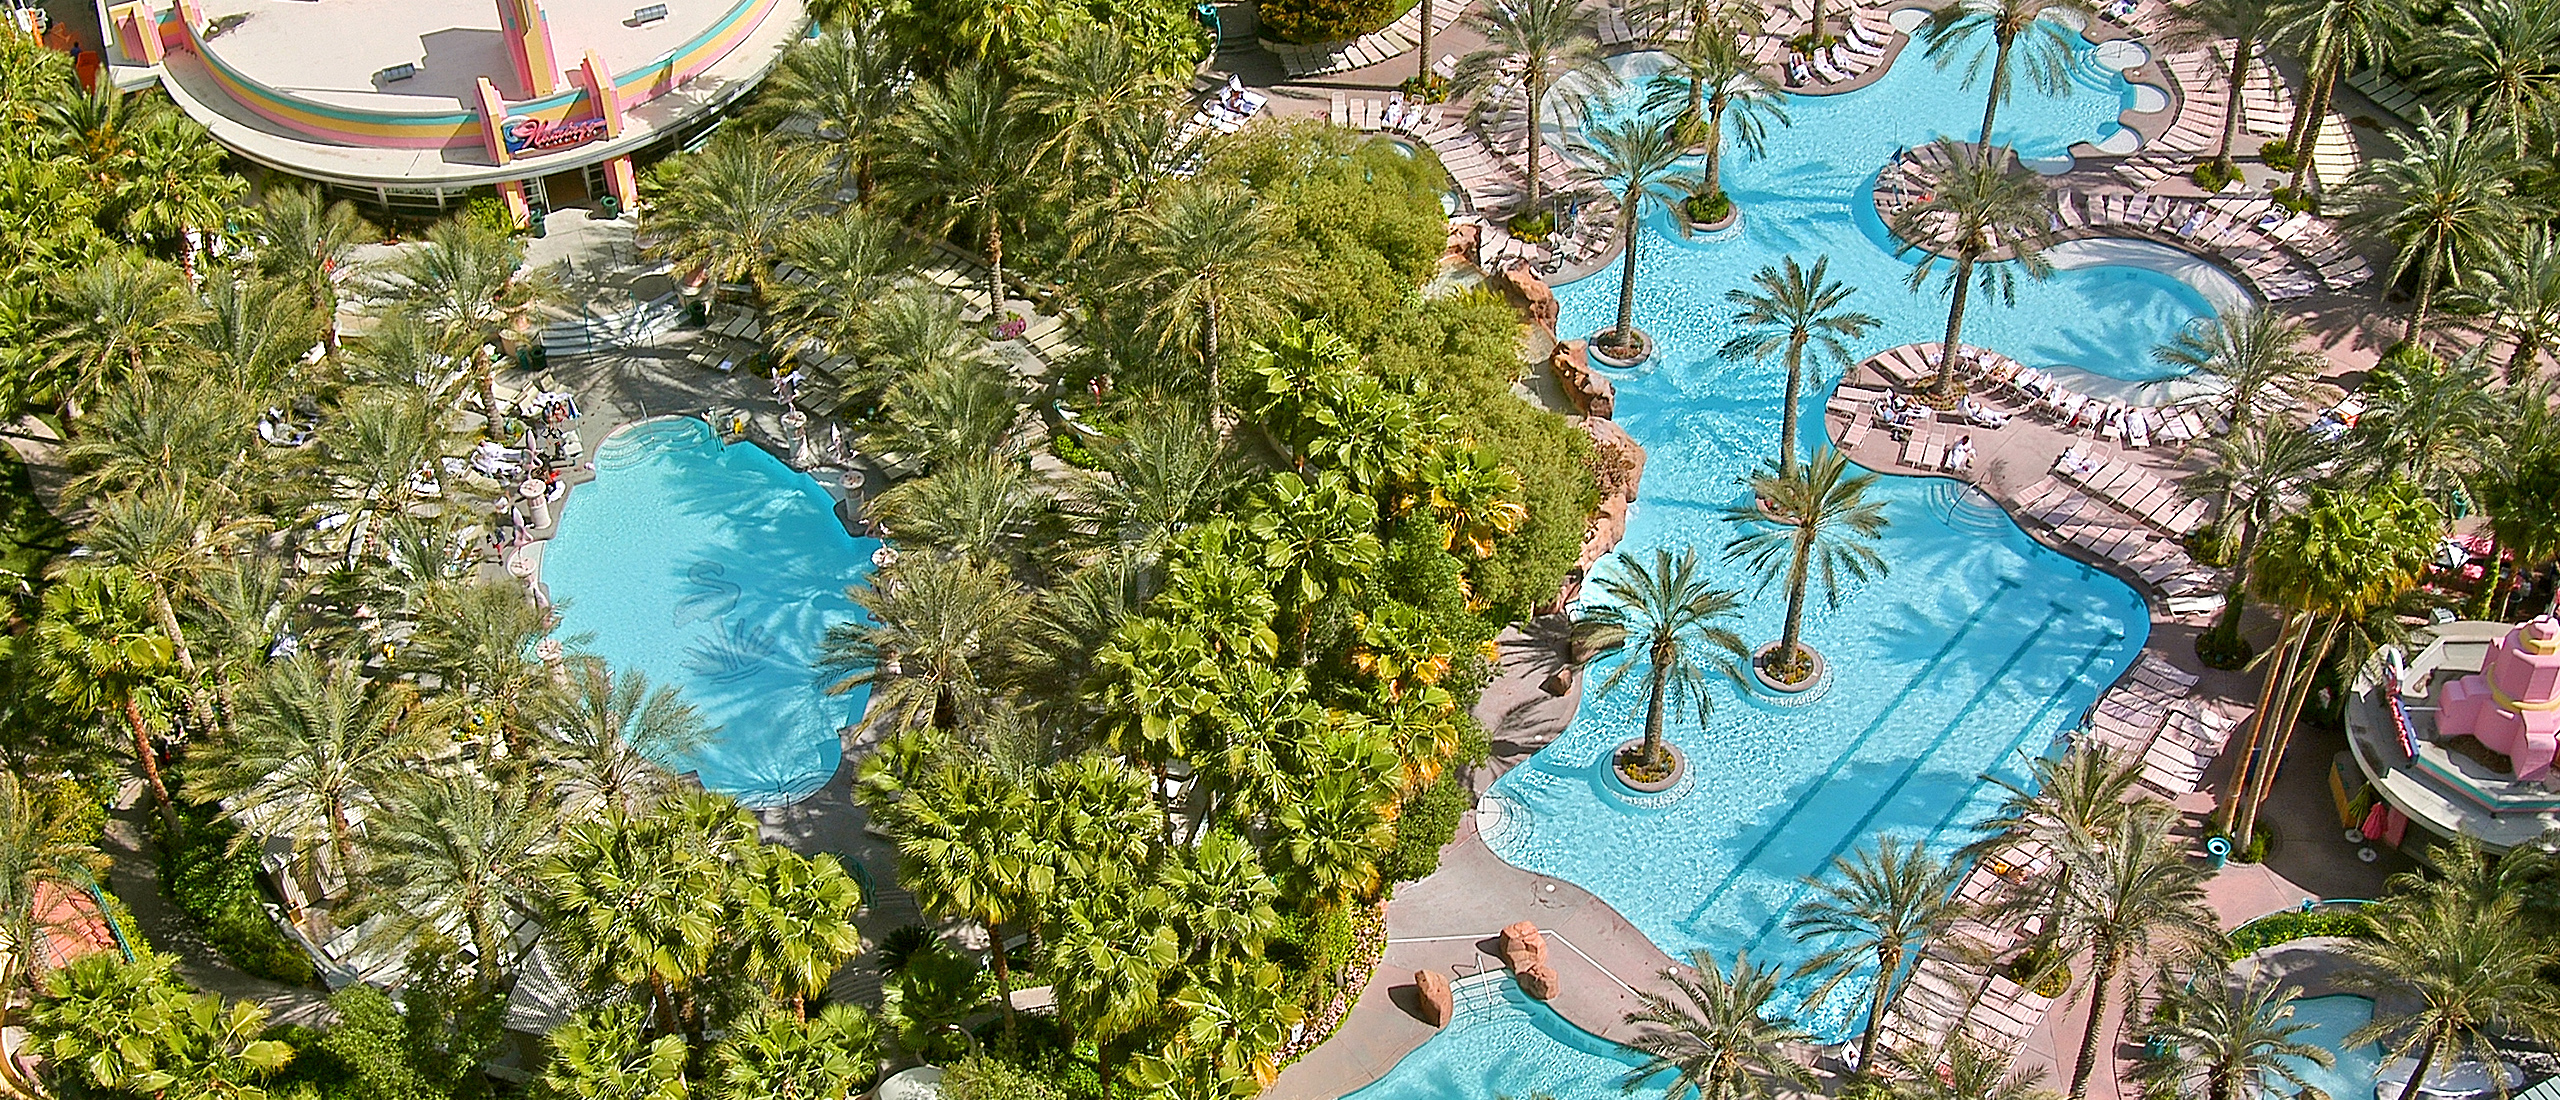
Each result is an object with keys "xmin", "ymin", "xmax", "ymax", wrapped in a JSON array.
[
  {"xmin": 1859, "ymin": 342, "xmax": 2221, "ymax": 447},
  {"xmin": 2053, "ymin": 190, "xmax": 2372, "ymax": 300},
  {"xmin": 2109, "ymin": 50, "xmax": 2290, "ymax": 189},
  {"xmin": 2014, "ymin": 475, "xmax": 2224, "ymax": 608},
  {"xmin": 2053, "ymin": 444, "xmax": 2212, "ymax": 536},
  {"xmin": 1782, "ymin": 9, "xmax": 1897, "ymax": 88}
]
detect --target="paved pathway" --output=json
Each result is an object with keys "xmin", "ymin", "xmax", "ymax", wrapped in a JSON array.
[{"xmin": 96, "ymin": 790, "xmax": 337, "ymax": 1027}]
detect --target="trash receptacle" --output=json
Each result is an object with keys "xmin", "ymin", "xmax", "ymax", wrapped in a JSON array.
[
  {"xmin": 2204, "ymin": 835, "xmax": 2232, "ymax": 869},
  {"xmin": 599, "ymin": 194, "xmax": 622, "ymax": 219}
]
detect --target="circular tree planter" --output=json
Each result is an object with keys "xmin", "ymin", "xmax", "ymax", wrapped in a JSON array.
[
  {"xmin": 1589, "ymin": 327, "xmax": 1654, "ymax": 367},
  {"xmin": 1686, "ymin": 203, "xmax": 1740, "ymax": 234},
  {"xmin": 1752, "ymin": 641, "xmax": 1826, "ymax": 695},
  {"xmin": 1610, "ymin": 738, "xmax": 1685, "ymax": 793}
]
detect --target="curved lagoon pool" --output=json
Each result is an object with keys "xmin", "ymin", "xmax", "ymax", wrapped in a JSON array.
[
  {"xmin": 1346, "ymin": 975, "xmax": 1664, "ymax": 1100},
  {"xmin": 1487, "ymin": 20, "xmax": 2171, "ymax": 1042},
  {"xmin": 2285, "ymin": 995, "xmax": 2384, "ymax": 1100},
  {"xmin": 542, "ymin": 417, "xmax": 878, "ymax": 807}
]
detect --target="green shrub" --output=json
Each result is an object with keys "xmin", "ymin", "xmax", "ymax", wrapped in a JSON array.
[
  {"xmin": 941, "ymin": 1053, "xmax": 1069, "ymax": 1100},
  {"xmin": 1380, "ymin": 774, "xmax": 1472, "ymax": 884},
  {"xmin": 2225, "ymin": 908, "xmax": 2376, "ymax": 958},
  {"xmin": 2269, "ymin": 185, "xmax": 2317, "ymax": 214},
  {"xmin": 1683, "ymin": 190, "xmax": 1733, "ymax": 224},
  {"xmin": 1049, "ymin": 424, "xmax": 1105, "ymax": 470},
  {"xmin": 1257, "ymin": 0, "xmax": 1417, "ymax": 44},
  {"xmin": 2191, "ymin": 158, "xmax": 2239, "ymax": 191},
  {"xmin": 160, "ymin": 809, "xmax": 317, "ymax": 986},
  {"xmin": 2257, "ymin": 139, "xmax": 2298, "ymax": 170},
  {"xmin": 1210, "ymin": 123, "xmax": 1448, "ymax": 342},
  {"xmin": 1507, "ymin": 210, "xmax": 1556, "ymax": 242}
]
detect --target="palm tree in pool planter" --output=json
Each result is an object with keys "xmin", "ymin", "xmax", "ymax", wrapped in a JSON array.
[
  {"xmin": 1721, "ymin": 448, "xmax": 1889, "ymax": 686},
  {"xmin": 1571, "ymin": 113, "xmax": 1702, "ymax": 362},
  {"xmin": 1721, "ymin": 256, "xmax": 1880, "ymax": 479},
  {"xmin": 1642, "ymin": 4, "xmax": 1790, "ymax": 202},
  {"xmin": 2343, "ymin": 873, "xmax": 2560, "ymax": 1100},
  {"xmin": 1570, "ymin": 546, "xmax": 1746, "ymax": 781},
  {"xmin": 1919, "ymin": 0, "xmax": 2094, "ymax": 146},
  {"xmin": 1889, "ymin": 140, "xmax": 2056, "ymax": 400},
  {"xmin": 1620, "ymin": 950, "xmax": 1814, "ymax": 1100},
  {"xmin": 1785, "ymin": 836, "xmax": 1965, "ymax": 1077}
]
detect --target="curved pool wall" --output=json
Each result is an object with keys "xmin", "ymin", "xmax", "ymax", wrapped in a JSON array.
[
  {"xmin": 541, "ymin": 417, "xmax": 880, "ymax": 807},
  {"xmin": 2284, "ymin": 995, "xmax": 2384, "ymax": 1100},
  {"xmin": 2043, "ymin": 237, "xmax": 2255, "ymax": 405},
  {"xmin": 1489, "ymin": 28, "xmax": 2166, "ymax": 1042},
  {"xmin": 1344, "ymin": 974, "xmax": 1667, "ymax": 1100}
]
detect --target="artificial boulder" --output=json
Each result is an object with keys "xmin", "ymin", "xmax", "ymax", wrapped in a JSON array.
[
  {"xmin": 1500, "ymin": 920, "xmax": 1547, "ymax": 971},
  {"xmin": 1550, "ymin": 340, "xmax": 1615, "ymax": 418},
  {"xmin": 1514, "ymin": 959, "xmax": 1561, "ymax": 1000},
  {"xmin": 1494, "ymin": 266, "xmax": 1560, "ymax": 333},
  {"xmin": 1573, "ymin": 417, "xmax": 1648, "ymax": 574},
  {"xmin": 1446, "ymin": 221, "xmax": 1483, "ymax": 266},
  {"xmin": 1413, "ymin": 969, "xmax": 1453, "ymax": 1026}
]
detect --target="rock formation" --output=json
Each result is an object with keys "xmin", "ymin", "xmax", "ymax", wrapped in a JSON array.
[{"xmin": 1413, "ymin": 969, "xmax": 1452, "ymax": 1026}]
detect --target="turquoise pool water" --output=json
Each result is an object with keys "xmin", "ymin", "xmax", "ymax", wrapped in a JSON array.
[
  {"xmin": 541, "ymin": 418, "xmax": 879, "ymax": 807},
  {"xmin": 1483, "ymin": 29, "xmax": 2169, "ymax": 1041},
  {"xmin": 1346, "ymin": 975, "xmax": 1666, "ymax": 1100},
  {"xmin": 2284, "ymin": 995, "xmax": 2382, "ymax": 1100}
]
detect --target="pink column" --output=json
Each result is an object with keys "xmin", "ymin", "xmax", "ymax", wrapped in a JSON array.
[
  {"xmin": 603, "ymin": 155, "xmax": 639, "ymax": 211},
  {"xmin": 108, "ymin": 2, "xmax": 163, "ymax": 64},
  {"xmin": 496, "ymin": 180, "xmax": 532, "ymax": 229}
]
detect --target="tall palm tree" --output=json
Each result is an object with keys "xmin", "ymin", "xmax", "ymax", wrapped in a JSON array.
[
  {"xmin": 2221, "ymin": 483, "xmax": 2439, "ymax": 849},
  {"xmin": 1888, "ymin": 141, "xmax": 2055, "ymax": 399},
  {"xmin": 192, "ymin": 270, "xmax": 319, "ymax": 398},
  {"xmin": 731, "ymin": 847, "xmax": 865, "ymax": 1017},
  {"xmin": 2182, "ymin": 418, "xmax": 2333, "ymax": 661},
  {"xmin": 114, "ymin": 114, "xmax": 244, "ymax": 283},
  {"xmin": 1571, "ymin": 547, "xmax": 1747, "ymax": 774},
  {"xmin": 539, "ymin": 661, "xmax": 710, "ymax": 819},
  {"xmin": 1062, "ymin": 407, "xmax": 1239, "ymax": 560},
  {"xmin": 1275, "ymin": 773, "xmax": 1396, "ymax": 904},
  {"xmin": 2345, "ymin": 893, "xmax": 2560, "ymax": 1100},
  {"xmin": 765, "ymin": 208, "xmax": 911, "ymax": 371},
  {"xmin": 80, "ymin": 485, "xmax": 255, "ymax": 693},
  {"xmin": 540, "ymin": 1005, "xmax": 689, "ymax": 1100},
  {"xmin": 61, "ymin": 378, "xmax": 250, "ymax": 501},
  {"xmin": 870, "ymin": 455, "xmax": 1053, "ymax": 564},
  {"xmin": 2159, "ymin": 0, "xmax": 2281, "ymax": 166},
  {"xmin": 1621, "ymin": 950, "xmax": 1815, "ymax": 1100},
  {"xmin": 2268, "ymin": 0, "xmax": 2409, "ymax": 193},
  {"xmin": 2051, "ymin": 813, "xmax": 2216, "ymax": 1100},
  {"xmin": 1884, "ymin": 1035, "xmax": 2056, "ymax": 1100},
  {"xmin": 1721, "ymin": 448, "xmax": 1891, "ymax": 682},
  {"xmin": 2452, "ymin": 225, "xmax": 2560, "ymax": 380},
  {"xmin": 2349, "ymin": 347, "xmax": 2498, "ymax": 495},
  {"xmin": 1046, "ymin": 886, "xmax": 1179, "ymax": 1083},
  {"xmin": 200, "ymin": 654, "xmax": 439, "ymax": 871},
  {"xmin": 1119, "ymin": 181, "xmax": 1311, "ymax": 418},
  {"xmin": 1786, "ymin": 837, "xmax": 1966, "ymax": 1075},
  {"xmin": 1022, "ymin": 23, "xmax": 1184, "ymax": 177},
  {"xmin": 369, "ymin": 219, "xmax": 543, "ymax": 424},
  {"xmin": 712, "ymin": 1004, "xmax": 880, "ymax": 1100},
  {"xmin": 2153, "ymin": 308, "xmax": 2323, "ymax": 430},
  {"xmin": 819, "ymin": 553, "xmax": 1032, "ymax": 738},
  {"xmin": 1450, "ymin": 0, "xmax": 1609, "ymax": 214},
  {"xmin": 891, "ymin": 751, "xmax": 1041, "ymax": 1039},
  {"xmin": 541, "ymin": 810, "xmax": 731, "ymax": 1034},
  {"xmin": 40, "ymin": 251, "xmax": 207, "ymax": 413},
  {"xmin": 1722, "ymin": 256, "xmax": 1880, "ymax": 478},
  {"xmin": 757, "ymin": 15, "xmax": 907, "ymax": 197},
  {"xmin": 2411, "ymin": 0, "xmax": 2560, "ymax": 163},
  {"xmin": 2339, "ymin": 109, "xmax": 2524, "ymax": 343},
  {"xmin": 1966, "ymin": 744, "xmax": 2161, "ymax": 948},
  {"xmin": 34, "ymin": 566, "xmax": 180, "ymax": 834},
  {"xmin": 879, "ymin": 66, "xmax": 1043, "ymax": 314},
  {"xmin": 1642, "ymin": 5, "xmax": 1790, "ymax": 196},
  {"xmin": 1572, "ymin": 114, "xmax": 1703, "ymax": 359},
  {"xmin": 643, "ymin": 131, "xmax": 827, "ymax": 302},
  {"xmin": 252, "ymin": 184, "xmax": 370, "ymax": 354},
  {"xmin": 2140, "ymin": 961, "xmax": 2331, "ymax": 1100},
  {"xmin": 353, "ymin": 774, "xmax": 551, "ymax": 989},
  {"xmin": 1919, "ymin": 0, "xmax": 2093, "ymax": 146},
  {"xmin": 403, "ymin": 579, "xmax": 563, "ymax": 758}
]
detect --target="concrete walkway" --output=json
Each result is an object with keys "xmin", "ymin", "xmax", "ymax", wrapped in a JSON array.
[{"xmin": 97, "ymin": 790, "xmax": 337, "ymax": 1027}]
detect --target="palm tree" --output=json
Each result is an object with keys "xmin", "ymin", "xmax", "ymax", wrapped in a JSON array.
[
  {"xmin": 2140, "ymin": 961, "xmax": 2331, "ymax": 1100},
  {"xmin": 61, "ymin": 378, "xmax": 250, "ymax": 501},
  {"xmin": 2159, "ymin": 0, "xmax": 2280, "ymax": 166},
  {"xmin": 2181, "ymin": 417, "xmax": 2333, "ymax": 661},
  {"xmin": 1721, "ymin": 448, "xmax": 1891, "ymax": 682},
  {"xmin": 540, "ymin": 1005, "xmax": 690, "ymax": 1100},
  {"xmin": 2153, "ymin": 308, "xmax": 2323, "ymax": 430},
  {"xmin": 1621, "ymin": 950, "xmax": 1814, "ymax": 1100},
  {"xmin": 1450, "ymin": 0, "xmax": 1609, "ymax": 214},
  {"xmin": 1642, "ymin": 6, "xmax": 1790, "ymax": 196},
  {"xmin": 403, "ymin": 579, "xmax": 563, "ymax": 758},
  {"xmin": 879, "ymin": 66, "xmax": 1043, "ymax": 315},
  {"xmin": 1966, "ymin": 744, "xmax": 2160, "ymax": 947},
  {"xmin": 34, "ymin": 566, "xmax": 180, "ymax": 833},
  {"xmin": 1786, "ymin": 837, "xmax": 1965, "ymax": 1075},
  {"xmin": 644, "ymin": 132, "xmax": 827, "ymax": 303},
  {"xmin": 80, "ymin": 486, "xmax": 255, "ymax": 693},
  {"xmin": 192, "ymin": 270, "xmax": 318, "ymax": 397},
  {"xmin": 2339, "ymin": 109, "xmax": 2524, "ymax": 343},
  {"xmin": 2219, "ymin": 482, "xmax": 2440, "ymax": 850},
  {"xmin": 541, "ymin": 810, "xmax": 730, "ymax": 1034},
  {"xmin": 0, "ymin": 772, "xmax": 110, "ymax": 1026},
  {"xmin": 252, "ymin": 184, "xmax": 370, "ymax": 354},
  {"xmin": 1572, "ymin": 114, "xmax": 1702, "ymax": 359},
  {"xmin": 2345, "ymin": 893, "xmax": 2560, "ymax": 1100},
  {"xmin": 1919, "ymin": 0, "xmax": 2093, "ymax": 145},
  {"xmin": 2451, "ymin": 225, "xmax": 2560, "ymax": 380},
  {"xmin": 199, "ymin": 654, "xmax": 439, "ymax": 871},
  {"xmin": 891, "ymin": 751, "xmax": 1041, "ymax": 1039},
  {"xmin": 113, "ymin": 114, "xmax": 244, "ymax": 283},
  {"xmin": 1884, "ymin": 1035, "xmax": 2055, "ymax": 1100},
  {"xmin": 712, "ymin": 1004, "xmax": 880, "ymax": 1100},
  {"xmin": 819, "ymin": 553, "xmax": 1032, "ymax": 738},
  {"xmin": 2349, "ymin": 347, "xmax": 2498, "ymax": 495},
  {"xmin": 1722, "ymin": 256, "xmax": 1880, "ymax": 479},
  {"xmin": 539, "ymin": 661, "xmax": 710, "ymax": 818},
  {"xmin": 40, "ymin": 251, "xmax": 207, "ymax": 412},
  {"xmin": 1571, "ymin": 547, "xmax": 1747, "ymax": 774},
  {"xmin": 2268, "ymin": 0, "xmax": 2409, "ymax": 193},
  {"xmin": 2411, "ymin": 0, "xmax": 2560, "ymax": 163},
  {"xmin": 758, "ymin": 15, "xmax": 907, "ymax": 197},
  {"xmin": 2051, "ymin": 813, "xmax": 2216, "ymax": 1100},
  {"xmin": 1046, "ymin": 887, "xmax": 1179, "ymax": 1084},
  {"xmin": 1061, "ymin": 406, "xmax": 1240, "ymax": 559},
  {"xmin": 1888, "ymin": 141, "xmax": 2055, "ymax": 399},
  {"xmin": 868, "ymin": 454, "xmax": 1053, "ymax": 563},
  {"xmin": 370, "ymin": 219, "xmax": 543, "ymax": 424},
  {"xmin": 766, "ymin": 208, "xmax": 911, "ymax": 371},
  {"xmin": 352, "ymin": 774, "xmax": 551, "ymax": 989},
  {"xmin": 1119, "ymin": 181, "xmax": 1311, "ymax": 418},
  {"xmin": 1022, "ymin": 23, "xmax": 1184, "ymax": 176},
  {"xmin": 1276, "ymin": 773, "xmax": 1396, "ymax": 903},
  {"xmin": 731, "ymin": 847, "xmax": 865, "ymax": 1017}
]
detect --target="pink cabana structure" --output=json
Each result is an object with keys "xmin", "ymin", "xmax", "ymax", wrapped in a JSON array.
[{"xmin": 2439, "ymin": 616, "xmax": 2560, "ymax": 780}]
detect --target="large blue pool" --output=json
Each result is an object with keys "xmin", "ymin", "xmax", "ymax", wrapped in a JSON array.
[
  {"xmin": 542, "ymin": 418, "xmax": 878, "ymax": 807},
  {"xmin": 1482, "ymin": 23, "xmax": 2174, "ymax": 1042},
  {"xmin": 1347, "ymin": 975, "xmax": 1667, "ymax": 1100},
  {"xmin": 2285, "ymin": 995, "xmax": 2383, "ymax": 1100}
]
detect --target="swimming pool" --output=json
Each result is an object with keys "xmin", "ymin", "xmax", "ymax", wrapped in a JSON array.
[
  {"xmin": 541, "ymin": 417, "xmax": 879, "ymax": 807},
  {"xmin": 2284, "ymin": 995, "xmax": 2383, "ymax": 1100},
  {"xmin": 1345, "ymin": 974, "xmax": 1667, "ymax": 1100},
  {"xmin": 1483, "ymin": 25, "xmax": 2169, "ymax": 1041}
]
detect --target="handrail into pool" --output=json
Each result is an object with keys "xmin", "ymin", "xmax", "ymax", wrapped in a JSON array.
[{"xmin": 1386, "ymin": 929, "xmax": 1643, "ymax": 998}]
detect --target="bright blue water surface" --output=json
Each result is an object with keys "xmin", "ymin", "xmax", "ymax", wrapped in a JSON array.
[
  {"xmin": 1345, "ymin": 976, "xmax": 1666, "ymax": 1100},
  {"xmin": 2284, "ymin": 995, "xmax": 2383, "ymax": 1100},
  {"xmin": 542, "ymin": 418, "xmax": 878, "ymax": 806},
  {"xmin": 1480, "ymin": 30, "xmax": 2174, "ymax": 1041}
]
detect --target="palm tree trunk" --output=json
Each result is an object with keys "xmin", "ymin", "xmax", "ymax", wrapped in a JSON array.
[
  {"xmin": 2287, "ymin": 62, "xmax": 2336, "ymax": 194},
  {"xmin": 1419, "ymin": 0, "xmax": 1434, "ymax": 83},
  {"xmin": 985, "ymin": 219, "xmax": 1007, "ymax": 324},
  {"xmin": 1856, "ymin": 944, "xmax": 1900, "ymax": 1074},
  {"xmin": 1613, "ymin": 194, "xmax": 1643, "ymax": 346},
  {"xmin": 329, "ymin": 803, "xmax": 357, "ymax": 883},
  {"xmin": 2393, "ymin": 1026, "xmax": 2445, "ymax": 1100},
  {"xmin": 2214, "ymin": 37, "xmax": 2253, "ymax": 163},
  {"xmin": 126, "ymin": 698, "xmax": 180, "ymax": 836},
  {"xmin": 1780, "ymin": 338, "xmax": 1806, "ymax": 478},
  {"xmin": 1937, "ymin": 254, "xmax": 1977, "ymax": 397},
  {"xmin": 988, "ymin": 918, "xmax": 1018, "ymax": 1040},
  {"xmin": 2222, "ymin": 610, "xmax": 2308, "ymax": 848},
  {"xmin": 2505, "ymin": 331, "xmax": 2542, "ymax": 382},
  {"xmin": 2408, "ymin": 248, "xmax": 2439, "ymax": 346},
  {"xmin": 1978, "ymin": 36, "xmax": 2016, "ymax": 146},
  {"xmin": 1640, "ymin": 639, "xmax": 1672, "ymax": 766},
  {"xmin": 475, "ymin": 346, "xmax": 503, "ymax": 440},
  {"xmin": 1525, "ymin": 74, "xmax": 1546, "ymax": 212},
  {"xmin": 2244, "ymin": 616, "xmax": 2342, "ymax": 826},
  {"xmin": 1809, "ymin": 0, "xmax": 1829, "ymax": 44},
  {"xmin": 1781, "ymin": 525, "xmax": 1815, "ymax": 665},
  {"xmin": 2068, "ymin": 940, "xmax": 2121, "ymax": 1100},
  {"xmin": 1204, "ymin": 295, "xmax": 1225, "ymax": 417}
]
